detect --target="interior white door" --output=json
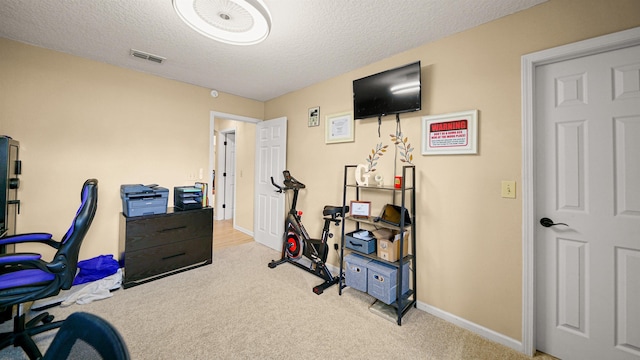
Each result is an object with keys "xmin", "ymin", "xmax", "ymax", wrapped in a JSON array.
[
  {"xmin": 224, "ymin": 132, "xmax": 236, "ymax": 220},
  {"xmin": 535, "ymin": 44, "xmax": 640, "ymax": 359},
  {"xmin": 254, "ymin": 117, "xmax": 287, "ymax": 251}
]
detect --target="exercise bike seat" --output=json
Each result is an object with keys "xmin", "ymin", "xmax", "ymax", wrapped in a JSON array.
[{"xmin": 323, "ymin": 205, "xmax": 347, "ymax": 218}]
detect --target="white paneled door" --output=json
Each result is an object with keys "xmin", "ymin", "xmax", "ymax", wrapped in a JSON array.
[
  {"xmin": 254, "ymin": 117, "xmax": 287, "ymax": 251},
  {"xmin": 535, "ymin": 44, "xmax": 640, "ymax": 359}
]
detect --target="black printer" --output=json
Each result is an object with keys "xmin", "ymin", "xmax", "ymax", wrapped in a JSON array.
[{"xmin": 120, "ymin": 184, "xmax": 168, "ymax": 217}]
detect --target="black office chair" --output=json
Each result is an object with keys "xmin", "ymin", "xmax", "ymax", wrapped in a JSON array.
[
  {"xmin": 42, "ymin": 312, "xmax": 130, "ymax": 360},
  {"xmin": 0, "ymin": 179, "xmax": 98, "ymax": 359}
]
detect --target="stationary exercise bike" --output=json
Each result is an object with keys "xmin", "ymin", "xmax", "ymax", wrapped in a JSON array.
[{"xmin": 268, "ymin": 170, "xmax": 348, "ymax": 295}]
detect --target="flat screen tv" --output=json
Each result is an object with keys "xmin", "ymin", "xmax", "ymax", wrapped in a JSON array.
[{"xmin": 353, "ymin": 61, "xmax": 421, "ymax": 120}]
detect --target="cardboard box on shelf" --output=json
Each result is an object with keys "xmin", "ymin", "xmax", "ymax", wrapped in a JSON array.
[{"xmin": 375, "ymin": 229, "xmax": 410, "ymax": 262}]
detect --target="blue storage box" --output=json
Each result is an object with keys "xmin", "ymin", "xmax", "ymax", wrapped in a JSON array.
[
  {"xmin": 345, "ymin": 230, "xmax": 376, "ymax": 254},
  {"xmin": 344, "ymin": 253, "xmax": 372, "ymax": 292},
  {"xmin": 367, "ymin": 260, "xmax": 410, "ymax": 305}
]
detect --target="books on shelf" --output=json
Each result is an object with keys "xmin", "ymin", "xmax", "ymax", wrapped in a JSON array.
[{"xmin": 194, "ymin": 182, "xmax": 208, "ymax": 207}]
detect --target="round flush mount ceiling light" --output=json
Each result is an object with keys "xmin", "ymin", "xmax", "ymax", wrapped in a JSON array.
[{"xmin": 173, "ymin": 0, "xmax": 272, "ymax": 46}]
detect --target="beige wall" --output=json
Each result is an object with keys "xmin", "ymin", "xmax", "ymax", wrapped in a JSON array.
[
  {"xmin": 2, "ymin": 0, "xmax": 639, "ymax": 346},
  {"xmin": 264, "ymin": 0, "xmax": 640, "ymax": 341},
  {"xmin": 232, "ymin": 121, "xmax": 256, "ymax": 231},
  {"xmin": 0, "ymin": 38, "xmax": 263, "ymax": 262}
]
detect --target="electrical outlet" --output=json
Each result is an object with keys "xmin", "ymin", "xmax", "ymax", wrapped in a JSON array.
[{"xmin": 501, "ymin": 181, "xmax": 516, "ymax": 199}]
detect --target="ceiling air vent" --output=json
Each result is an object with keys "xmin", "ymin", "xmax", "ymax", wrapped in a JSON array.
[{"xmin": 130, "ymin": 49, "xmax": 166, "ymax": 64}]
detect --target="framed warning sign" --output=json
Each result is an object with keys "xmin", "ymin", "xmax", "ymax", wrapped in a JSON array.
[{"xmin": 421, "ymin": 110, "xmax": 478, "ymax": 155}]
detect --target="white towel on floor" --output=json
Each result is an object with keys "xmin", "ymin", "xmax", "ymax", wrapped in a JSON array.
[{"xmin": 61, "ymin": 270, "xmax": 122, "ymax": 306}]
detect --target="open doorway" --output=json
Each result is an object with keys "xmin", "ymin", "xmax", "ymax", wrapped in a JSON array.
[{"xmin": 209, "ymin": 111, "xmax": 260, "ymax": 236}]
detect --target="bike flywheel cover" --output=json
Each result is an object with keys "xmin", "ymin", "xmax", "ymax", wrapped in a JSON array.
[{"xmin": 285, "ymin": 232, "xmax": 303, "ymax": 259}]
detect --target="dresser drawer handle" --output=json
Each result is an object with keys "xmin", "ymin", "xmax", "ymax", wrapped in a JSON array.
[
  {"xmin": 158, "ymin": 226, "xmax": 187, "ymax": 232},
  {"xmin": 162, "ymin": 252, "xmax": 186, "ymax": 260}
]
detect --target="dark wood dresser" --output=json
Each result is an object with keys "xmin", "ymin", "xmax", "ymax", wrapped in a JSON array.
[{"xmin": 118, "ymin": 207, "xmax": 213, "ymax": 288}]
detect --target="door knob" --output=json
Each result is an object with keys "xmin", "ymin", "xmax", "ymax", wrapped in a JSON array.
[{"xmin": 540, "ymin": 217, "xmax": 568, "ymax": 228}]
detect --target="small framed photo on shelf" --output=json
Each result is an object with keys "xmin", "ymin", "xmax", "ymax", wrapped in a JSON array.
[
  {"xmin": 349, "ymin": 200, "xmax": 371, "ymax": 219},
  {"xmin": 308, "ymin": 106, "xmax": 320, "ymax": 127}
]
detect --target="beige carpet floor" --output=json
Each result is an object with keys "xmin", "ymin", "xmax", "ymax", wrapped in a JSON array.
[{"xmin": 0, "ymin": 241, "xmax": 554, "ymax": 359}]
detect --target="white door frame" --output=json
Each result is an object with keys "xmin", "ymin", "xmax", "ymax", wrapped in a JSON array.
[
  {"xmin": 209, "ymin": 111, "xmax": 261, "ymax": 223},
  {"xmin": 521, "ymin": 26, "xmax": 640, "ymax": 356}
]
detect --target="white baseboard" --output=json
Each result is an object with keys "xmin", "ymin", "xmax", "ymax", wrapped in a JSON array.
[
  {"xmin": 306, "ymin": 257, "xmax": 526, "ymax": 354},
  {"xmin": 416, "ymin": 301, "xmax": 524, "ymax": 354},
  {"xmin": 326, "ymin": 262, "xmax": 340, "ymax": 275},
  {"xmin": 233, "ymin": 224, "xmax": 253, "ymax": 237},
  {"xmin": 327, "ymin": 254, "xmax": 523, "ymax": 353}
]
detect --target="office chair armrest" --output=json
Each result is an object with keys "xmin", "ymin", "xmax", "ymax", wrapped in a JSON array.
[
  {"xmin": 0, "ymin": 233, "xmax": 53, "ymax": 245},
  {"xmin": 0, "ymin": 233, "xmax": 62, "ymax": 250},
  {"xmin": 0, "ymin": 253, "xmax": 42, "ymax": 266},
  {"xmin": 0, "ymin": 253, "xmax": 69, "ymax": 274}
]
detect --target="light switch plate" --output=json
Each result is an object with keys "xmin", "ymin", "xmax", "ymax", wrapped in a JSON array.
[{"xmin": 501, "ymin": 181, "xmax": 516, "ymax": 199}]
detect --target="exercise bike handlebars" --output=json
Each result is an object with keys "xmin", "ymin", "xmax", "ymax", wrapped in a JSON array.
[
  {"xmin": 271, "ymin": 170, "xmax": 305, "ymax": 192},
  {"xmin": 270, "ymin": 176, "xmax": 284, "ymax": 193}
]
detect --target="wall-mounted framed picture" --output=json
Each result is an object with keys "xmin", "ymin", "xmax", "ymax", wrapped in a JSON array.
[
  {"xmin": 325, "ymin": 111, "xmax": 354, "ymax": 144},
  {"xmin": 422, "ymin": 110, "xmax": 478, "ymax": 155},
  {"xmin": 349, "ymin": 200, "xmax": 371, "ymax": 219},
  {"xmin": 308, "ymin": 106, "xmax": 320, "ymax": 127}
]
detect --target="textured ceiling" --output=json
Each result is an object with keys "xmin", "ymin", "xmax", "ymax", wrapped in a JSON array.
[{"xmin": 0, "ymin": 0, "xmax": 546, "ymax": 101}]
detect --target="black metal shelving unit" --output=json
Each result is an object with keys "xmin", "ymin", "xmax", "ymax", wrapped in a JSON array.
[{"xmin": 338, "ymin": 164, "xmax": 416, "ymax": 325}]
